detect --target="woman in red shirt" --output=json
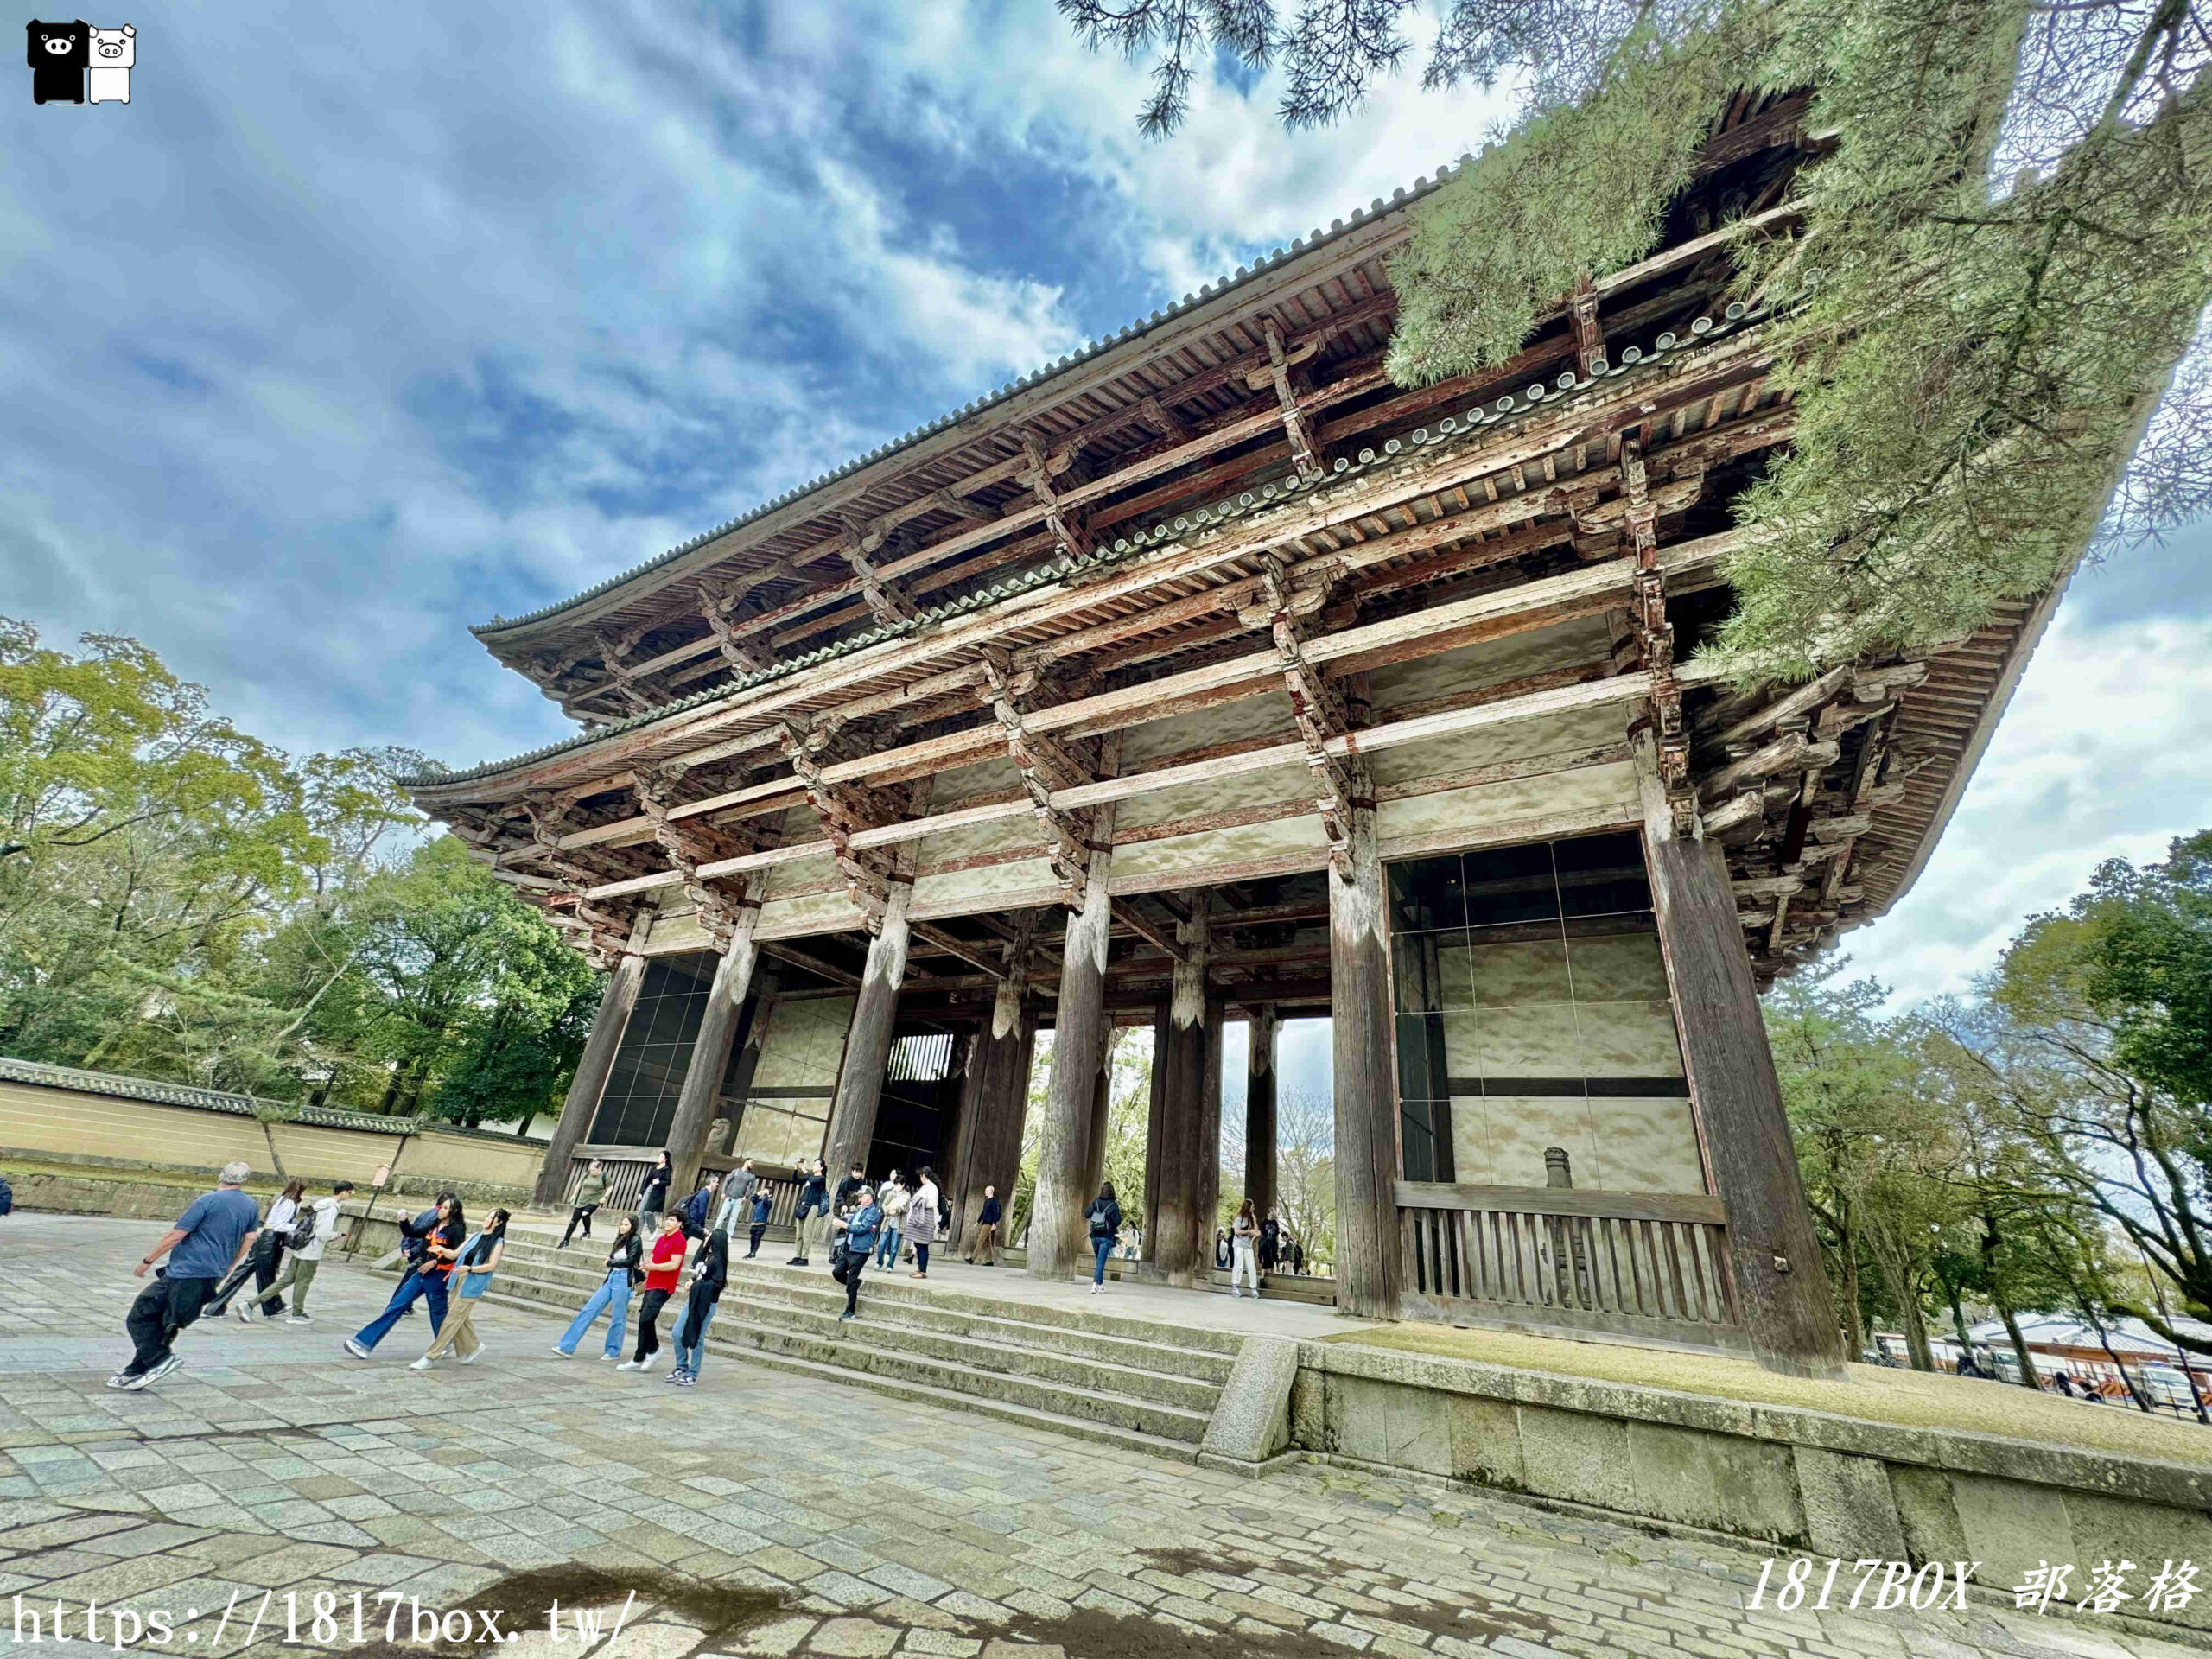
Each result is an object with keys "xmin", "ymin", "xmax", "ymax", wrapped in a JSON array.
[{"xmin": 620, "ymin": 1213, "xmax": 688, "ymax": 1373}]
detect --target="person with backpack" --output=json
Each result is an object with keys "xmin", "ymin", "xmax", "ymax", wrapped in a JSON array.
[
  {"xmin": 668, "ymin": 1228, "xmax": 728, "ymax": 1387},
  {"xmin": 552, "ymin": 1215, "xmax": 642, "ymax": 1360},
  {"xmin": 206, "ymin": 1179, "xmax": 304, "ymax": 1319},
  {"xmin": 786, "ymin": 1160, "xmax": 828, "ymax": 1266},
  {"xmin": 874, "ymin": 1169, "xmax": 909, "ymax": 1269},
  {"xmin": 345, "ymin": 1194, "xmax": 464, "ymax": 1359},
  {"xmin": 743, "ymin": 1180, "xmax": 774, "ymax": 1259},
  {"xmin": 0, "ymin": 1171, "xmax": 14, "ymax": 1216},
  {"xmin": 243, "ymin": 1179, "xmax": 353, "ymax": 1322},
  {"xmin": 637, "ymin": 1150, "xmax": 674, "ymax": 1229},
  {"xmin": 904, "ymin": 1166, "xmax": 940, "ymax": 1280},
  {"xmin": 560, "ymin": 1160, "xmax": 607, "ymax": 1249},
  {"xmin": 831, "ymin": 1184, "xmax": 883, "ymax": 1323},
  {"xmin": 413, "ymin": 1209, "xmax": 508, "ymax": 1368},
  {"xmin": 1084, "ymin": 1182, "xmax": 1123, "ymax": 1294},
  {"xmin": 679, "ymin": 1172, "xmax": 718, "ymax": 1240},
  {"xmin": 715, "ymin": 1160, "xmax": 758, "ymax": 1236}
]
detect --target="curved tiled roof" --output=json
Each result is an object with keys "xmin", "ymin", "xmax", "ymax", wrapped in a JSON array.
[
  {"xmin": 0, "ymin": 1053, "xmax": 546, "ymax": 1145},
  {"xmin": 401, "ymin": 305, "xmax": 1756, "ymax": 790},
  {"xmin": 470, "ymin": 162, "xmax": 1478, "ymax": 640}
]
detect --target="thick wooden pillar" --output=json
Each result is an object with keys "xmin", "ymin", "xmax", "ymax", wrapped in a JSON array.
[
  {"xmin": 1082, "ymin": 1025, "xmax": 1118, "ymax": 1204},
  {"xmin": 665, "ymin": 912, "xmax": 760, "ymax": 1198},
  {"xmin": 1141, "ymin": 1001, "xmax": 1169, "ymax": 1261},
  {"xmin": 1330, "ymin": 766, "xmax": 1402, "ymax": 1319},
  {"xmin": 1151, "ymin": 893, "xmax": 1213, "ymax": 1287},
  {"xmin": 534, "ymin": 948, "xmax": 646, "ymax": 1205},
  {"xmin": 1646, "ymin": 828, "xmax": 1846, "ymax": 1376},
  {"xmin": 821, "ymin": 882, "xmax": 912, "ymax": 1180},
  {"xmin": 1029, "ymin": 857, "xmax": 1112, "ymax": 1279},
  {"xmin": 1198, "ymin": 999, "xmax": 1224, "ymax": 1259},
  {"xmin": 1246, "ymin": 1003, "xmax": 1280, "ymax": 1220},
  {"xmin": 712, "ymin": 965, "xmax": 777, "ymax": 1155},
  {"xmin": 947, "ymin": 949, "xmax": 1037, "ymax": 1240}
]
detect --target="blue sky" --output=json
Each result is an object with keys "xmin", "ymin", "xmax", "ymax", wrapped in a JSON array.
[{"xmin": 6, "ymin": 0, "xmax": 2207, "ymax": 1047}]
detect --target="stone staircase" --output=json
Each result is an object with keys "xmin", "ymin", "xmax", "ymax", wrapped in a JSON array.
[{"xmin": 471, "ymin": 1235, "xmax": 1243, "ymax": 1462}]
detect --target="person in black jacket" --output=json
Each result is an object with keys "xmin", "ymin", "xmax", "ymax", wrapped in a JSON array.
[
  {"xmin": 553, "ymin": 1217, "xmax": 643, "ymax": 1360},
  {"xmin": 637, "ymin": 1151, "xmax": 674, "ymax": 1228},
  {"xmin": 787, "ymin": 1160, "xmax": 829, "ymax": 1266},
  {"xmin": 669, "ymin": 1229, "xmax": 728, "ymax": 1387},
  {"xmin": 1084, "ymin": 1182, "xmax": 1123, "ymax": 1294}
]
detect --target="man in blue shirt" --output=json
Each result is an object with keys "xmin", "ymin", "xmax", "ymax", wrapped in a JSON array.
[{"xmin": 113, "ymin": 1160, "xmax": 260, "ymax": 1389}]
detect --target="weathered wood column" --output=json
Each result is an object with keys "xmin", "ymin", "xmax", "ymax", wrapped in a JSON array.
[
  {"xmin": 1151, "ymin": 893, "xmax": 1213, "ymax": 1287},
  {"xmin": 821, "ymin": 881, "xmax": 912, "ymax": 1180},
  {"xmin": 1029, "ymin": 852, "xmax": 1113, "ymax": 1280},
  {"xmin": 1646, "ymin": 827, "xmax": 1846, "ymax": 1376},
  {"xmin": 947, "ymin": 931, "xmax": 1038, "ymax": 1240},
  {"xmin": 1330, "ymin": 760, "xmax": 1402, "ymax": 1319},
  {"xmin": 1198, "ymin": 999, "xmax": 1224, "ymax": 1257},
  {"xmin": 1080, "ymin": 1027, "xmax": 1114, "ymax": 1204},
  {"xmin": 1141, "ymin": 1000, "xmax": 1169, "ymax": 1261},
  {"xmin": 712, "ymin": 964, "xmax": 777, "ymax": 1155},
  {"xmin": 1245, "ymin": 1003, "xmax": 1280, "ymax": 1220},
  {"xmin": 664, "ymin": 908, "xmax": 761, "ymax": 1198},
  {"xmin": 533, "ymin": 949, "xmax": 645, "ymax": 1205}
]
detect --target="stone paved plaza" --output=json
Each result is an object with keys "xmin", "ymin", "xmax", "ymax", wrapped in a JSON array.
[{"xmin": 0, "ymin": 1216, "xmax": 2196, "ymax": 1659}]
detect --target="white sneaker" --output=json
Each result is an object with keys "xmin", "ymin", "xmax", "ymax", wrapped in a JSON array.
[
  {"xmin": 598, "ymin": 1351, "xmax": 620, "ymax": 1362},
  {"xmin": 408, "ymin": 1357, "xmax": 434, "ymax": 1370},
  {"xmin": 551, "ymin": 1344, "xmax": 573, "ymax": 1359},
  {"xmin": 617, "ymin": 1359, "xmax": 645, "ymax": 1371},
  {"xmin": 233, "ymin": 1304, "xmax": 254, "ymax": 1324},
  {"xmin": 459, "ymin": 1351, "xmax": 480, "ymax": 1365},
  {"xmin": 287, "ymin": 1313, "xmax": 311, "ymax": 1324}
]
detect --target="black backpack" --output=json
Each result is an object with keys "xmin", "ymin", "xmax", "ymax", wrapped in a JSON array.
[
  {"xmin": 287, "ymin": 1204, "xmax": 319, "ymax": 1252},
  {"xmin": 0, "ymin": 1175, "xmax": 13, "ymax": 1216}
]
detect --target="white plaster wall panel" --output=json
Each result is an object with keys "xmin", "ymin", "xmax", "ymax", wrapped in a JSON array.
[
  {"xmin": 1464, "ymin": 937, "xmax": 1572, "ymax": 1006},
  {"xmin": 1471, "ymin": 1003, "xmax": 1586, "ymax": 1080},
  {"xmin": 1448, "ymin": 1096, "xmax": 1493, "ymax": 1185},
  {"xmin": 765, "ymin": 850, "xmax": 839, "ymax": 901},
  {"xmin": 1370, "ymin": 707, "xmax": 1635, "ymax": 788},
  {"xmin": 1368, "ymin": 616, "xmax": 1612, "ymax": 713},
  {"xmin": 912, "ymin": 855, "xmax": 1058, "ymax": 910},
  {"xmin": 1110, "ymin": 813, "xmax": 1330, "ymax": 881},
  {"xmin": 1565, "ymin": 929, "xmax": 1673, "ymax": 1001},
  {"xmin": 1584, "ymin": 1096, "xmax": 1706, "ymax": 1194},
  {"xmin": 760, "ymin": 884, "xmax": 867, "ymax": 935},
  {"xmin": 916, "ymin": 809, "xmax": 1046, "ymax": 868},
  {"xmin": 644, "ymin": 910, "xmax": 712, "ymax": 956},
  {"xmin": 1574, "ymin": 1000, "xmax": 1688, "ymax": 1078},
  {"xmin": 749, "ymin": 996, "xmax": 855, "ymax": 1090},
  {"xmin": 1119, "ymin": 689, "xmax": 1298, "ymax": 765},
  {"xmin": 732, "ymin": 1103, "xmax": 829, "ymax": 1168},
  {"xmin": 930, "ymin": 754, "xmax": 1024, "ymax": 807},
  {"xmin": 1116, "ymin": 762, "xmax": 1317, "ymax": 832},
  {"xmin": 1377, "ymin": 759, "xmax": 1639, "ymax": 843},
  {"xmin": 1478, "ymin": 1095, "xmax": 1601, "ymax": 1189}
]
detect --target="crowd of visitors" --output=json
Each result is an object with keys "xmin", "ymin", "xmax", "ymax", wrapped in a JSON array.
[{"xmin": 102, "ymin": 1151, "xmax": 1287, "ymax": 1392}]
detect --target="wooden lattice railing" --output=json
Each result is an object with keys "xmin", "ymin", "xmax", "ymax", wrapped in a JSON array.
[
  {"xmin": 563, "ymin": 1147, "xmax": 794, "ymax": 1224},
  {"xmin": 1395, "ymin": 1181, "xmax": 1743, "ymax": 1346}
]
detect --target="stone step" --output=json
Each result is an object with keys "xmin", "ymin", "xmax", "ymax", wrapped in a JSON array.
[
  {"xmin": 499, "ymin": 1237, "xmax": 1246, "ymax": 1357},
  {"xmin": 479, "ymin": 1274, "xmax": 1212, "ymax": 1446}
]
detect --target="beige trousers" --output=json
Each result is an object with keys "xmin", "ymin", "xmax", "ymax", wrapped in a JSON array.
[
  {"xmin": 424, "ymin": 1298, "xmax": 482, "ymax": 1359},
  {"xmin": 963, "ymin": 1223, "xmax": 998, "ymax": 1265}
]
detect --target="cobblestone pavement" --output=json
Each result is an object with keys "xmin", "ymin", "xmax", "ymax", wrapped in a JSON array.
[{"xmin": 0, "ymin": 1216, "xmax": 2197, "ymax": 1659}]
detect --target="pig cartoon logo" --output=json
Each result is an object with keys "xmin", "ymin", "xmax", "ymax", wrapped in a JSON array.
[
  {"xmin": 87, "ymin": 23, "xmax": 130, "ymax": 103},
  {"xmin": 26, "ymin": 20, "xmax": 88, "ymax": 105}
]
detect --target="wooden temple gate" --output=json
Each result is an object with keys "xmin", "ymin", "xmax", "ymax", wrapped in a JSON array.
[{"xmin": 399, "ymin": 95, "xmax": 2077, "ymax": 1377}]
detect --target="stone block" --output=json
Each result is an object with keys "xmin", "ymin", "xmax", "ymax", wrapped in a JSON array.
[
  {"xmin": 1447, "ymin": 1391, "xmax": 1525, "ymax": 1492},
  {"xmin": 1383, "ymin": 1382, "xmax": 1452, "ymax": 1477},
  {"xmin": 1516, "ymin": 1405, "xmax": 1633, "ymax": 1512},
  {"xmin": 1202, "ymin": 1336, "xmax": 1299, "ymax": 1464},
  {"xmin": 1888, "ymin": 1465, "xmax": 1966, "ymax": 1565},
  {"xmin": 1290, "ymin": 1364, "xmax": 1327, "ymax": 1450},
  {"xmin": 1792, "ymin": 1448, "xmax": 1906, "ymax": 1561},
  {"xmin": 2058, "ymin": 1491, "xmax": 2212, "ymax": 1632},
  {"xmin": 1948, "ymin": 1471, "xmax": 2074, "ymax": 1599},
  {"xmin": 1327, "ymin": 1376, "xmax": 1392, "ymax": 1465}
]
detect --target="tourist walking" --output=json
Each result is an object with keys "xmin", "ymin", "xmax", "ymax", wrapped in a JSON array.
[
  {"xmin": 715, "ymin": 1160, "xmax": 758, "ymax": 1235},
  {"xmin": 245, "ymin": 1179, "xmax": 353, "ymax": 1323},
  {"xmin": 744, "ymin": 1181, "xmax": 773, "ymax": 1258},
  {"xmin": 1230, "ymin": 1199, "xmax": 1262, "ymax": 1297},
  {"xmin": 620, "ymin": 1212, "xmax": 689, "ymax": 1372},
  {"xmin": 637, "ymin": 1151, "xmax": 674, "ymax": 1229},
  {"xmin": 832, "ymin": 1185, "xmax": 883, "ymax": 1322},
  {"xmin": 111, "ymin": 1160, "xmax": 261, "ymax": 1389},
  {"xmin": 206, "ymin": 1179, "xmax": 303, "ymax": 1318},
  {"xmin": 345, "ymin": 1194, "xmax": 465, "ymax": 1359},
  {"xmin": 560, "ymin": 1160, "xmax": 607, "ymax": 1248},
  {"xmin": 875, "ymin": 1169, "xmax": 908, "ymax": 1268},
  {"xmin": 414, "ymin": 1209, "xmax": 508, "ymax": 1368},
  {"xmin": 786, "ymin": 1160, "xmax": 828, "ymax": 1266},
  {"xmin": 679, "ymin": 1171, "xmax": 718, "ymax": 1239},
  {"xmin": 963, "ymin": 1185, "xmax": 1002, "ymax": 1266},
  {"xmin": 1259, "ymin": 1209, "xmax": 1281, "ymax": 1274},
  {"xmin": 1084, "ymin": 1182, "xmax": 1122, "ymax": 1294},
  {"xmin": 553, "ymin": 1216, "xmax": 643, "ymax": 1359},
  {"xmin": 669, "ymin": 1229, "xmax": 728, "ymax": 1387},
  {"xmin": 905, "ymin": 1166, "xmax": 940, "ymax": 1280}
]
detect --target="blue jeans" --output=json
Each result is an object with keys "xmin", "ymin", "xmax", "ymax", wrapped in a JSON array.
[
  {"xmin": 875, "ymin": 1225, "xmax": 901, "ymax": 1268},
  {"xmin": 558, "ymin": 1269, "xmax": 632, "ymax": 1357},
  {"xmin": 1092, "ymin": 1235, "xmax": 1115, "ymax": 1284},
  {"xmin": 354, "ymin": 1269, "xmax": 447, "ymax": 1352},
  {"xmin": 675, "ymin": 1296, "xmax": 717, "ymax": 1376}
]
